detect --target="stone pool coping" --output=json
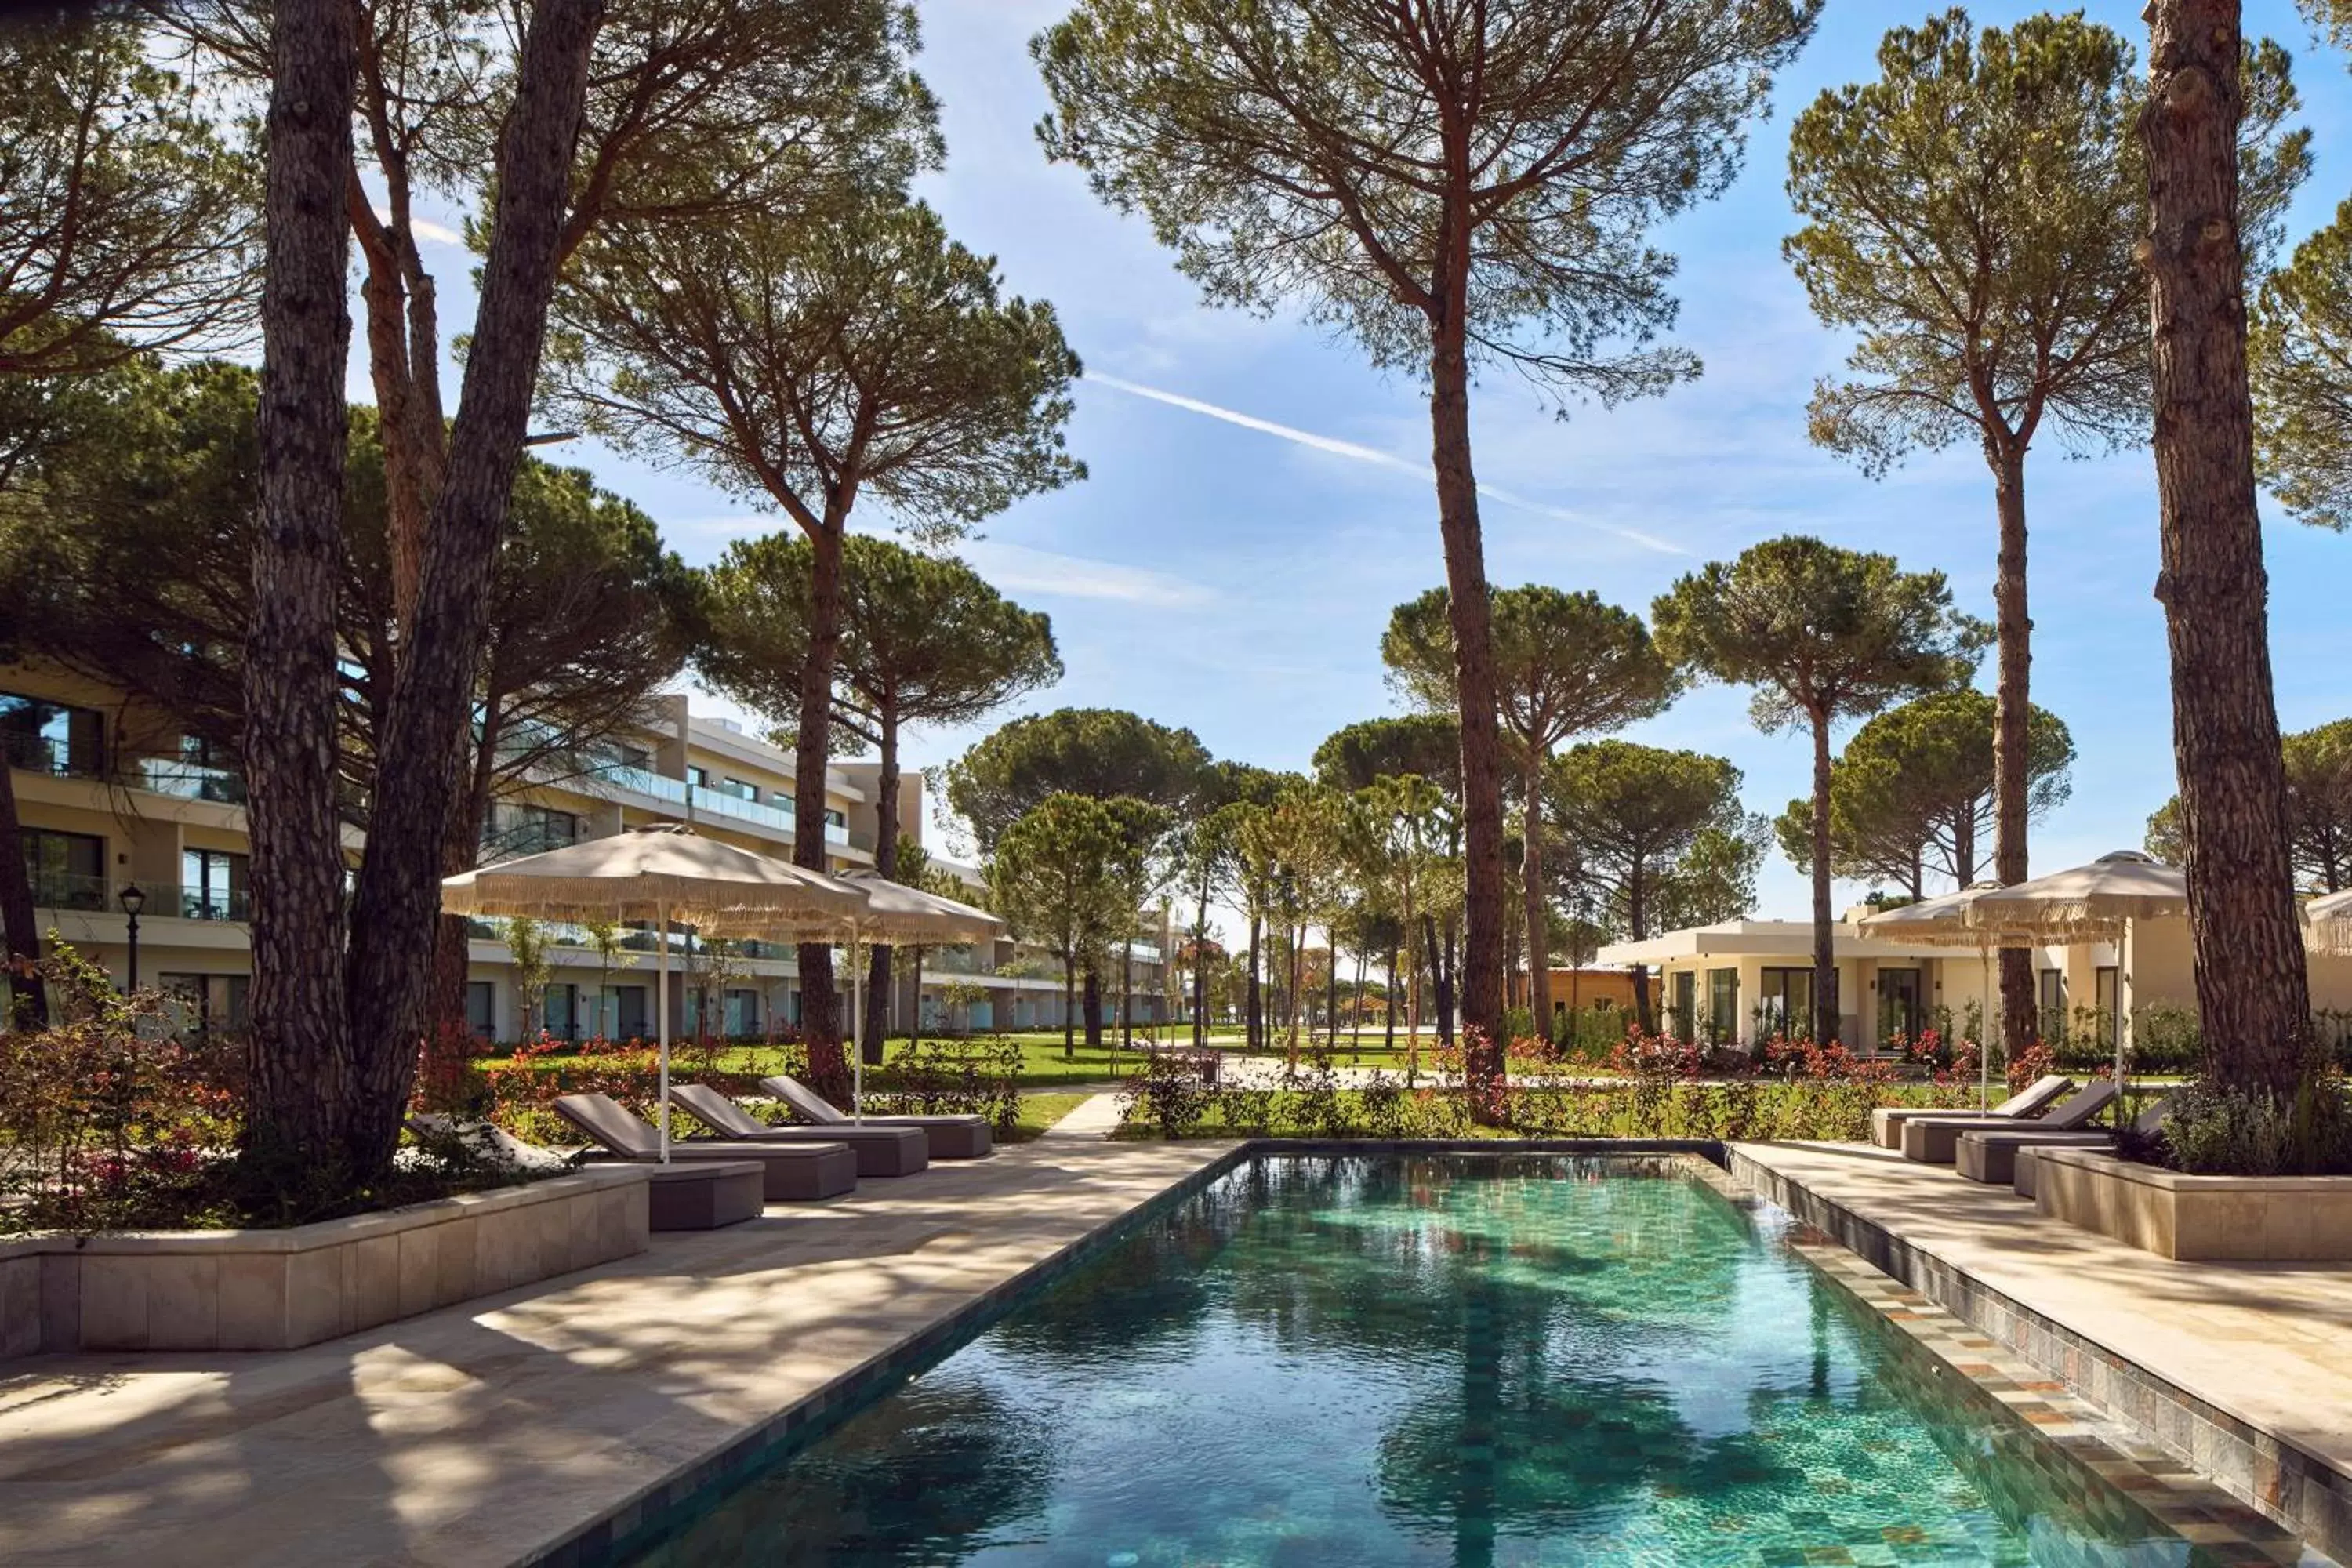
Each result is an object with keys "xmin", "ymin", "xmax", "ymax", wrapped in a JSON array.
[{"xmin": 1732, "ymin": 1139, "xmax": 2352, "ymax": 1565}]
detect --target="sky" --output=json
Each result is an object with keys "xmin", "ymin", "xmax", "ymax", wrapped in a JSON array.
[{"xmin": 377, "ymin": 0, "xmax": 2352, "ymax": 937}]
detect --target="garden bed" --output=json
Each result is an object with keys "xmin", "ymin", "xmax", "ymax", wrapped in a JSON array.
[
  {"xmin": 0, "ymin": 1164, "xmax": 649, "ymax": 1360},
  {"xmin": 2031, "ymin": 1145, "xmax": 2352, "ymax": 1261}
]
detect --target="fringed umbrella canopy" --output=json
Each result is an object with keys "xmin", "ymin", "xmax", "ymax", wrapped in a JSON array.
[
  {"xmin": 839, "ymin": 872, "xmax": 1005, "ymax": 944},
  {"xmin": 1857, "ymin": 882, "xmax": 2042, "ymax": 946},
  {"xmin": 1962, "ymin": 851, "xmax": 2186, "ymax": 936},
  {"xmin": 2308, "ymin": 889, "xmax": 2352, "ymax": 957},
  {"xmin": 441, "ymin": 825, "xmax": 869, "ymax": 1160},
  {"xmin": 441, "ymin": 823, "xmax": 868, "ymax": 927}
]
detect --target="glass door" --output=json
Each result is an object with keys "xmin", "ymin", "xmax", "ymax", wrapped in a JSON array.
[{"xmin": 1878, "ymin": 968, "xmax": 1924, "ymax": 1047}]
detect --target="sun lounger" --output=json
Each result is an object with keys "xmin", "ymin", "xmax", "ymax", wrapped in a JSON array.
[
  {"xmin": 553, "ymin": 1093, "xmax": 857, "ymax": 1200},
  {"xmin": 408, "ymin": 1114, "xmax": 764, "ymax": 1229},
  {"xmin": 759, "ymin": 1073, "xmax": 995, "ymax": 1160},
  {"xmin": 1870, "ymin": 1074, "xmax": 2073, "ymax": 1149},
  {"xmin": 666, "ymin": 1083, "xmax": 928, "ymax": 1176},
  {"xmin": 1955, "ymin": 1095, "xmax": 2172, "ymax": 1187},
  {"xmin": 1899, "ymin": 1080, "xmax": 2120, "ymax": 1165}
]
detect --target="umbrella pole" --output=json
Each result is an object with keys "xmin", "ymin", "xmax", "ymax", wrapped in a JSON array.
[
  {"xmin": 1978, "ymin": 948, "xmax": 1991, "ymax": 1113},
  {"xmin": 851, "ymin": 923, "xmax": 864, "ymax": 1123},
  {"xmin": 2117, "ymin": 919, "xmax": 2132, "ymax": 1112},
  {"xmin": 658, "ymin": 900, "xmax": 670, "ymax": 1164}
]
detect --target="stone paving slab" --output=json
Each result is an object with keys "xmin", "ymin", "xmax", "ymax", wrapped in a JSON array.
[
  {"xmin": 1731, "ymin": 1139, "xmax": 2352, "ymax": 1555},
  {"xmin": 0, "ymin": 1139, "xmax": 1231, "ymax": 1568},
  {"xmin": 1035, "ymin": 1089, "xmax": 1125, "ymax": 1139}
]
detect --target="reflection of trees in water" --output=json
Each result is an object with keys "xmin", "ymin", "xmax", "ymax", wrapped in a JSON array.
[
  {"xmin": 1372, "ymin": 1233, "xmax": 1791, "ymax": 1568},
  {"xmin": 640, "ymin": 1373, "xmax": 1057, "ymax": 1568}
]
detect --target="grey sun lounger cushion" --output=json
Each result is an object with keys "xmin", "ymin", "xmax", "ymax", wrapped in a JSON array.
[
  {"xmin": 1869, "ymin": 1074, "xmax": 2073, "ymax": 1149},
  {"xmin": 1898, "ymin": 1080, "xmax": 2121, "ymax": 1165},
  {"xmin": 666, "ymin": 1083, "xmax": 929, "ymax": 1177},
  {"xmin": 552, "ymin": 1093, "xmax": 857, "ymax": 1200},
  {"xmin": 759, "ymin": 1073, "xmax": 994, "ymax": 1160},
  {"xmin": 1955, "ymin": 1095, "xmax": 2174, "ymax": 1187}
]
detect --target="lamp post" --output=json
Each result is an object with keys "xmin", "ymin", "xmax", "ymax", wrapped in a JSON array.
[{"xmin": 117, "ymin": 882, "xmax": 146, "ymax": 991}]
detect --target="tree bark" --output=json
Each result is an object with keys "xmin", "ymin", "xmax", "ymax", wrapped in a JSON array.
[
  {"xmin": 339, "ymin": 0, "xmax": 604, "ymax": 1180},
  {"xmin": 1809, "ymin": 708, "xmax": 1838, "ymax": 1044},
  {"xmin": 0, "ymin": 755, "xmax": 50, "ymax": 1025},
  {"xmin": 1521, "ymin": 758, "xmax": 1552, "ymax": 1042},
  {"xmin": 1425, "ymin": 199, "xmax": 1505, "ymax": 1103},
  {"xmin": 1060, "ymin": 953, "xmax": 1074, "ymax": 1058},
  {"xmin": 1429, "ymin": 913, "xmax": 1456, "ymax": 1047},
  {"xmin": 1385, "ymin": 940, "xmax": 1399, "ymax": 1054},
  {"xmin": 1082, "ymin": 965, "xmax": 1103, "ymax": 1048},
  {"xmin": 1192, "ymin": 861, "xmax": 1210, "ymax": 1047},
  {"xmin": 1629, "ymin": 863, "xmax": 1656, "ymax": 1036},
  {"xmin": 2142, "ymin": 0, "xmax": 2313, "ymax": 1097},
  {"xmin": 1246, "ymin": 914, "xmax": 1261, "ymax": 1051},
  {"xmin": 1120, "ymin": 937, "xmax": 1133, "ymax": 1049},
  {"xmin": 1987, "ymin": 440, "xmax": 2039, "ymax": 1060},
  {"xmin": 794, "ymin": 513, "xmax": 848, "ymax": 1100},
  {"xmin": 862, "ymin": 709, "xmax": 899, "ymax": 1068},
  {"xmin": 244, "ymin": 0, "xmax": 361, "ymax": 1168}
]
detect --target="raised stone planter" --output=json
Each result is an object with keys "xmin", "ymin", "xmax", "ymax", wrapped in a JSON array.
[
  {"xmin": 0, "ymin": 1164, "xmax": 649, "ymax": 1359},
  {"xmin": 2033, "ymin": 1146, "xmax": 2352, "ymax": 1261}
]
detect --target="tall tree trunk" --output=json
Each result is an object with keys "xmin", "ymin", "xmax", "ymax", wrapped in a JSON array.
[
  {"xmin": 1808, "ymin": 708, "xmax": 1838, "ymax": 1044},
  {"xmin": 339, "ymin": 0, "xmax": 603, "ymax": 1181},
  {"xmin": 1630, "ymin": 863, "xmax": 1657, "ymax": 1036},
  {"xmin": 1192, "ymin": 861, "xmax": 1210, "ymax": 1047},
  {"xmin": 1429, "ymin": 913, "xmax": 1456, "ymax": 1047},
  {"xmin": 1426, "ymin": 199, "xmax": 1505, "ymax": 1102},
  {"xmin": 862, "ymin": 710, "xmax": 900, "ymax": 1068},
  {"xmin": 1246, "ymin": 914, "xmax": 1262, "ymax": 1051},
  {"xmin": 1352, "ymin": 948, "xmax": 1365, "ymax": 1049},
  {"xmin": 0, "ymin": 758, "xmax": 50, "ymax": 1025},
  {"xmin": 2143, "ymin": 0, "xmax": 2313, "ymax": 1097},
  {"xmin": 1325, "ymin": 924, "xmax": 1340, "ymax": 1047},
  {"xmin": 1083, "ymin": 965, "xmax": 1103, "ymax": 1048},
  {"xmin": 1385, "ymin": 940, "xmax": 1399, "ymax": 1053},
  {"xmin": 1061, "ymin": 953, "xmax": 1074, "ymax": 1058},
  {"xmin": 1521, "ymin": 759, "xmax": 1552, "ymax": 1042},
  {"xmin": 1988, "ymin": 440, "xmax": 2039, "ymax": 1061},
  {"xmin": 794, "ymin": 514, "xmax": 848, "ymax": 1100},
  {"xmin": 1953, "ymin": 808, "xmax": 1977, "ymax": 887},
  {"xmin": 1120, "ymin": 937, "xmax": 1133, "ymax": 1048},
  {"xmin": 244, "ymin": 0, "xmax": 361, "ymax": 1168}
]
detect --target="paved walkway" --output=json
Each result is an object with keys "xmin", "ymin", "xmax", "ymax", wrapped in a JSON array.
[
  {"xmin": 1036, "ymin": 1090, "xmax": 1126, "ymax": 1139},
  {"xmin": 0, "ymin": 1138, "xmax": 1232, "ymax": 1567},
  {"xmin": 1733, "ymin": 1140, "xmax": 2352, "ymax": 1546}
]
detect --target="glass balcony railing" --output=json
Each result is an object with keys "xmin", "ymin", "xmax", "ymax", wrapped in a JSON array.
[
  {"xmin": 137, "ymin": 760, "xmax": 249, "ymax": 804},
  {"xmin": 5, "ymin": 732, "xmax": 103, "ymax": 779},
  {"xmin": 175, "ymin": 883, "xmax": 249, "ymax": 921},
  {"xmin": 592, "ymin": 765, "xmax": 852, "ymax": 844},
  {"xmin": 31, "ymin": 869, "xmax": 109, "ymax": 912}
]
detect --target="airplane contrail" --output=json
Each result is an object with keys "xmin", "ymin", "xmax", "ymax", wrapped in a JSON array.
[{"xmin": 1085, "ymin": 372, "xmax": 1686, "ymax": 557}]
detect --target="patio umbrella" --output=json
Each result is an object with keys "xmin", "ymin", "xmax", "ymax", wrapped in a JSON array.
[
  {"xmin": 441, "ymin": 825, "xmax": 869, "ymax": 1159},
  {"xmin": 2307, "ymin": 889, "xmax": 2352, "ymax": 957},
  {"xmin": 833, "ymin": 872, "xmax": 1006, "ymax": 1120},
  {"xmin": 1964, "ymin": 851, "xmax": 2189, "ymax": 1093},
  {"xmin": 1858, "ymin": 883, "xmax": 2042, "ymax": 1109}
]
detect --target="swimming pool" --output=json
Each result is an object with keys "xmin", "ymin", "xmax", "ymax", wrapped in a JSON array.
[{"xmin": 619, "ymin": 1155, "xmax": 2298, "ymax": 1566}]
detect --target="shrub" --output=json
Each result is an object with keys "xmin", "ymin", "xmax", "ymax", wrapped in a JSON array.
[{"xmin": 2132, "ymin": 1072, "xmax": 2352, "ymax": 1176}]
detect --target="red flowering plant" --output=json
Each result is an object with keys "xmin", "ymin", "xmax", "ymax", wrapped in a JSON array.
[{"xmin": 0, "ymin": 947, "xmax": 245, "ymax": 1235}]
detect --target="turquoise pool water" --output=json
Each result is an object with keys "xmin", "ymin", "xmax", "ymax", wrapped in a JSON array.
[{"xmin": 622, "ymin": 1156, "xmax": 2249, "ymax": 1566}]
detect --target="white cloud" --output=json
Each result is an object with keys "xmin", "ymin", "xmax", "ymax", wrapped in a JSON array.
[
  {"xmin": 372, "ymin": 209, "xmax": 465, "ymax": 246},
  {"xmin": 959, "ymin": 539, "xmax": 1211, "ymax": 608},
  {"xmin": 1084, "ymin": 372, "xmax": 1686, "ymax": 555}
]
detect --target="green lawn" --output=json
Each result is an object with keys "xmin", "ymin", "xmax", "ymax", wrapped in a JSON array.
[
  {"xmin": 1006, "ymin": 1091, "xmax": 1091, "ymax": 1142},
  {"xmin": 472, "ymin": 1034, "xmax": 1168, "ymax": 1089}
]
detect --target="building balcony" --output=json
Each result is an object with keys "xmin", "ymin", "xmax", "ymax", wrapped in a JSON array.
[
  {"xmin": 32, "ymin": 875, "xmax": 248, "ymax": 923},
  {"xmin": 592, "ymin": 765, "xmax": 851, "ymax": 845}
]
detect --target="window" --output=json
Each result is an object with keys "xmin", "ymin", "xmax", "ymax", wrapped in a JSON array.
[
  {"xmin": 181, "ymin": 848, "xmax": 249, "ymax": 920},
  {"xmin": 543, "ymin": 983, "xmax": 579, "ymax": 1041},
  {"xmin": 1671, "ymin": 971, "xmax": 1697, "ymax": 1040},
  {"xmin": 0, "ymin": 691, "xmax": 104, "ymax": 777},
  {"xmin": 615, "ymin": 744, "xmax": 652, "ymax": 771},
  {"xmin": 481, "ymin": 801, "xmax": 579, "ymax": 861},
  {"xmin": 716, "ymin": 775, "xmax": 758, "ymax": 803},
  {"xmin": 466, "ymin": 982, "xmax": 497, "ymax": 1039},
  {"xmin": 2094, "ymin": 966, "xmax": 2120, "ymax": 1050},
  {"xmin": 1758, "ymin": 967, "xmax": 1815, "ymax": 1040},
  {"xmin": 1878, "ymin": 968, "xmax": 1925, "ymax": 1045},
  {"xmin": 24, "ymin": 829, "xmax": 106, "ymax": 910},
  {"xmin": 160, "ymin": 973, "xmax": 249, "ymax": 1034},
  {"xmin": 724, "ymin": 988, "xmax": 761, "ymax": 1037},
  {"xmin": 1706, "ymin": 968, "xmax": 1740, "ymax": 1044},
  {"xmin": 686, "ymin": 766, "xmax": 709, "ymax": 788},
  {"xmin": 610, "ymin": 985, "xmax": 648, "ymax": 1040}
]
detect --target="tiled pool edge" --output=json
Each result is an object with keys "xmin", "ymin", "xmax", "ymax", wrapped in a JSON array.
[
  {"xmin": 532, "ymin": 1139, "xmax": 1722, "ymax": 1566},
  {"xmin": 1728, "ymin": 1142, "xmax": 2352, "ymax": 1564}
]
